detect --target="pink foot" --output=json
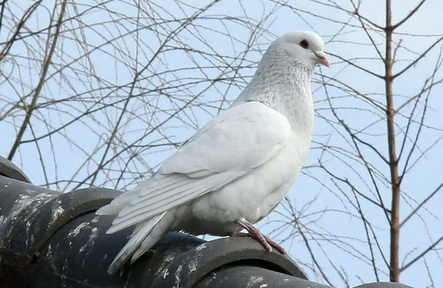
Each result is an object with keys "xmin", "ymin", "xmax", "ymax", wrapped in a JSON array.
[{"xmin": 235, "ymin": 218, "xmax": 286, "ymax": 254}]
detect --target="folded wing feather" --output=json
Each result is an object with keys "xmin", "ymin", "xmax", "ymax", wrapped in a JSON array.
[{"xmin": 100, "ymin": 101, "xmax": 292, "ymax": 234}]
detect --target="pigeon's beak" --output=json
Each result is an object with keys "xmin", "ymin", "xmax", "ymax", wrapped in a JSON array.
[{"xmin": 314, "ymin": 51, "xmax": 330, "ymax": 67}]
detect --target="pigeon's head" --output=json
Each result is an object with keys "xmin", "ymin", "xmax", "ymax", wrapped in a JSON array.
[{"xmin": 271, "ymin": 31, "xmax": 330, "ymax": 68}]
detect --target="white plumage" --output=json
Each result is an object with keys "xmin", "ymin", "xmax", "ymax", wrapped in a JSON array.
[{"xmin": 97, "ymin": 30, "xmax": 329, "ymax": 274}]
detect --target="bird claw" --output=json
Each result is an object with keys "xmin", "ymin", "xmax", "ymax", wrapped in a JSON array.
[{"xmin": 235, "ymin": 219, "xmax": 286, "ymax": 254}]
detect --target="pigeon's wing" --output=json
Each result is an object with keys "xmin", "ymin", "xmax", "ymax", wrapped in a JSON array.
[
  {"xmin": 160, "ymin": 101, "xmax": 292, "ymax": 177},
  {"xmin": 107, "ymin": 101, "xmax": 292, "ymax": 232}
]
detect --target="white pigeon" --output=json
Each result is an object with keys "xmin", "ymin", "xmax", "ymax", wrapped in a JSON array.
[{"xmin": 97, "ymin": 30, "xmax": 329, "ymax": 274}]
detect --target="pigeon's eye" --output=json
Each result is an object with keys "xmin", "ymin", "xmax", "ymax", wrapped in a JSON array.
[{"xmin": 300, "ymin": 39, "xmax": 309, "ymax": 49}]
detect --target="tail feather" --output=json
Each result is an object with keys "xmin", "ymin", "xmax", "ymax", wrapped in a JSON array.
[{"xmin": 107, "ymin": 211, "xmax": 170, "ymax": 274}]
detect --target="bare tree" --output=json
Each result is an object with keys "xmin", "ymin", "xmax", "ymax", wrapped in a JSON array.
[
  {"xmin": 1, "ymin": 0, "xmax": 273, "ymax": 190},
  {"xmin": 267, "ymin": 1, "xmax": 443, "ymax": 287},
  {"xmin": 1, "ymin": 1, "xmax": 442, "ymax": 287}
]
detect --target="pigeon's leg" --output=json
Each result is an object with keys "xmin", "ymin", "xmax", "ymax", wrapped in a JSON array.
[{"xmin": 235, "ymin": 218, "xmax": 286, "ymax": 254}]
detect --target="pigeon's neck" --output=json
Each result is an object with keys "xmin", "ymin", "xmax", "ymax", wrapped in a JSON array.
[{"xmin": 234, "ymin": 58, "xmax": 314, "ymax": 133}]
